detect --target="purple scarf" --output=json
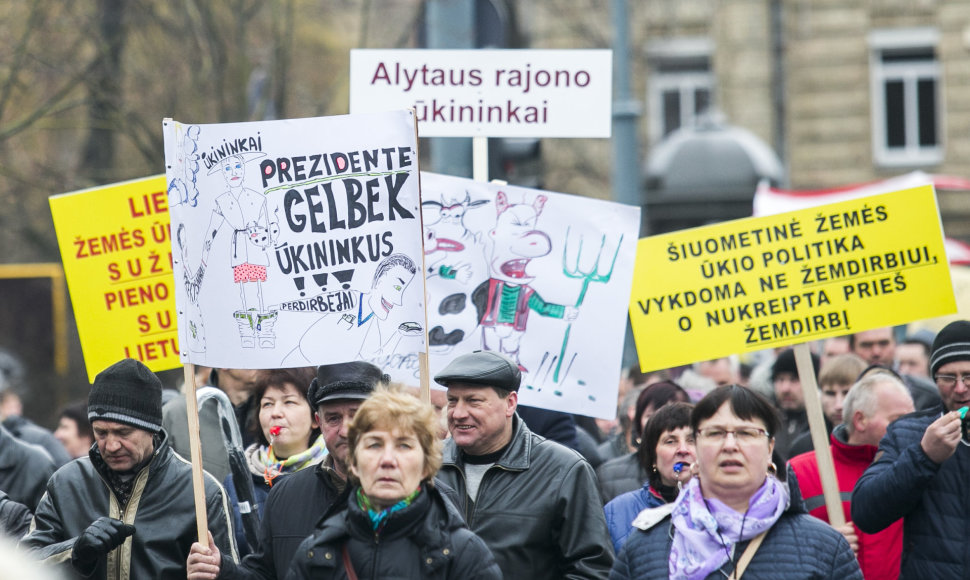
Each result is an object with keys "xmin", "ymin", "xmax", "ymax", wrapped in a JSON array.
[{"xmin": 668, "ymin": 476, "xmax": 789, "ymax": 580}]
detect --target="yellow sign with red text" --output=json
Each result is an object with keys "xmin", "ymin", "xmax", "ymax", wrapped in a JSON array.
[
  {"xmin": 629, "ymin": 185, "xmax": 956, "ymax": 372},
  {"xmin": 50, "ymin": 176, "xmax": 180, "ymax": 381}
]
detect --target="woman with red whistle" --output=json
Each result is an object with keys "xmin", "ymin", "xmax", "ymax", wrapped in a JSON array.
[{"xmin": 223, "ymin": 367, "xmax": 325, "ymax": 556}]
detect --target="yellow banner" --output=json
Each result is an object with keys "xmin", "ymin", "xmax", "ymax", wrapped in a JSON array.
[
  {"xmin": 50, "ymin": 176, "xmax": 180, "ymax": 382},
  {"xmin": 629, "ymin": 185, "xmax": 956, "ymax": 372}
]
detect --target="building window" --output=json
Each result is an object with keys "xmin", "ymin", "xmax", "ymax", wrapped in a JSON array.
[
  {"xmin": 869, "ymin": 28, "xmax": 942, "ymax": 167},
  {"xmin": 647, "ymin": 39, "xmax": 714, "ymax": 145}
]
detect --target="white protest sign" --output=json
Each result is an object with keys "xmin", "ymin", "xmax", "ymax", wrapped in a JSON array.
[
  {"xmin": 411, "ymin": 172, "xmax": 639, "ymax": 419},
  {"xmin": 163, "ymin": 111, "xmax": 426, "ymax": 371},
  {"xmin": 350, "ymin": 49, "xmax": 612, "ymax": 138}
]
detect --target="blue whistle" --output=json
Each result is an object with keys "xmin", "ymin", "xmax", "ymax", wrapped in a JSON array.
[
  {"xmin": 960, "ymin": 407, "xmax": 968, "ymax": 420},
  {"xmin": 673, "ymin": 462, "xmax": 688, "ymax": 474}
]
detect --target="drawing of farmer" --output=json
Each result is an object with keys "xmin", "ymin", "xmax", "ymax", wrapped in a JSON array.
[
  {"xmin": 472, "ymin": 191, "xmax": 577, "ymax": 371},
  {"xmin": 188, "ymin": 152, "xmax": 279, "ymax": 349}
]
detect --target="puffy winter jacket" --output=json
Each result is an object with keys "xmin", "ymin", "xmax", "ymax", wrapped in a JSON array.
[
  {"xmin": 603, "ymin": 483, "xmax": 667, "ymax": 553},
  {"xmin": 286, "ymin": 484, "xmax": 501, "ymax": 580},
  {"xmin": 610, "ymin": 495, "xmax": 862, "ymax": 579},
  {"xmin": 852, "ymin": 406, "xmax": 970, "ymax": 579},
  {"xmin": 438, "ymin": 414, "xmax": 614, "ymax": 580},
  {"xmin": 22, "ymin": 431, "xmax": 237, "ymax": 579}
]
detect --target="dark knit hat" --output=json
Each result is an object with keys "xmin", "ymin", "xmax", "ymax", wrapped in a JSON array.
[
  {"xmin": 88, "ymin": 358, "xmax": 163, "ymax": 433},
  {"xmin": 434, "ymin": 350, "xmax": 521, "ymax": 392},
  {"xmin": 307, "ymin": 361, "xmax": 387, "ymax": 407},
  {"xmin": 771, "ymin": 348, "xmax": 819, "ymax": 382},
  {"xmin": 929, "ymin": 320, "xmax": 970, "ymax": 377}
]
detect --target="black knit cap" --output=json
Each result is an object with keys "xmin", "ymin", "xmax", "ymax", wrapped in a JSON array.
[
  {"xmin": 88, "ymin": 358, "xmax": 163, "ymax": 433},
  {"xmin": 929, "ymin": 320, "xmax": 970, "ymax": 377},
  {"xmin": 307, "ymin": 361, "xmax": 387, "ymax": 407},
  {"xmin": 771, "ymin": 348, "xmax": 819, "ymax": 382},
  {"xmin": 434, "ymin": 350, "xmax": 521, "ymax": 392}
]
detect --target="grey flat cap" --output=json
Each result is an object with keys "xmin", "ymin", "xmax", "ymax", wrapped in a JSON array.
[{"xmin": 434, "ymin": 350, "xmax": 521, "ymax": 392}]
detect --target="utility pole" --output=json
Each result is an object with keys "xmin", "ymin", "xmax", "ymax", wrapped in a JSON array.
[
  {"xmin": 611, "ymin": 0, "xmax": 643, "ymax": 369},
  {"xmin": 425, "ymin": 0, "xmax": 474, "ymax": 178}
]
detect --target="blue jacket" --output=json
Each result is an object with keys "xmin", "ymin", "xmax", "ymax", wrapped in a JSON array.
[
  {"xmin": 604, "ymin": 483, "xmax": 667, "ymax": 553},
  {"xmin": 852, "ymin": 406, "xmax": 970, "ymax": 579},
  {"xmin": 610, "ymin": 495, "xmax": 861, "ymax": 579}
]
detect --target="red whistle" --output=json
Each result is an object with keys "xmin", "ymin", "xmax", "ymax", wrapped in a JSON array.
[{"xmin": 270, "ymin": 426, "xmax": 282, "ymax": 437}]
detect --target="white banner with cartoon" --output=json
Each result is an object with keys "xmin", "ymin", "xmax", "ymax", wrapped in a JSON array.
[
  {"xmin": 163, "ymin": 111, "xmax": 425, "ymax": 370},
  {"xmin": 419, "ymin": 172, "xmax": 639, "ymax": 419}
]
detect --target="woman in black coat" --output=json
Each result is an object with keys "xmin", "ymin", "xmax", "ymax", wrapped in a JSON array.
[{"xmin": 286, "ymin": 387, "xmax": 500, "ymax": 580}]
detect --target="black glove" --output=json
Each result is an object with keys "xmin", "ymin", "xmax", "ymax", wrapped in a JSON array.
[{"xmin": 71, "ymin": 517, "xmax": 136, "ymax": 575}]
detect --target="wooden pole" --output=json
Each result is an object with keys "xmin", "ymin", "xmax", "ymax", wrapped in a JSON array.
[
  {"xmin": 412, "ymin": 109, "xmax": 431, "ymax": 404},
  {"xmin": 793, "ymin": 342, "xmax": 845, "ymax": 527},
  {"xmin": 182, "ymin": 363, "xmax": 209, "ymax": 542}
]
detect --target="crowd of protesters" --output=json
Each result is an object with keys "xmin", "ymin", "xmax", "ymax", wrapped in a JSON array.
[{"xmin": 0, "ymin": 320, "xmax": 965, "ymax": 578}]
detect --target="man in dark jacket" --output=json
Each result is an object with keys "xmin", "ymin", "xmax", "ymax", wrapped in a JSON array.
[
  {"xmin": 770, "ymin": 349, "xmax": 816, "ymax": 462},
  {"xmin": 21, "ymin": 358, "xmax": 237, "ymax": 579},
  {"xmin": 0, "ymin": 490, "xmax": 31, "ymax": 538},
  {"xmin": 186, "ymin": 361, "xmax": 384, "ymax": 580},
  {"xmin": 434, "ymin": 350, "xmax": 614, "ymax": 579},
  {"xmin": 853, "ymin": 320, "xmax": 970, "ymax": 579},
  {"xmin": 0, "ymin": 422, "xmax": 55, "ymax": 511}
]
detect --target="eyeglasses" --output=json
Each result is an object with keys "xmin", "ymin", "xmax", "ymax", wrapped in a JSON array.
[
  {"xmin": 696, "ymin": 427, "xmax": 770, "ymax": 444},
  {"xmin": 935, "ymin": 374, "xmax": 970, "ymax": 388}
]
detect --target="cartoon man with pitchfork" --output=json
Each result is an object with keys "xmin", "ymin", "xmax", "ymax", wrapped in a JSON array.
[{"xmin": 472, "ymin": 191, "xmax": 578, "ymax": 372}]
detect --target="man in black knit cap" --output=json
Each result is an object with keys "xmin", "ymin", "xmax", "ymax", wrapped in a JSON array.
[
  {"xmin": 22, "ymin": 358, "xmax": 237, "ymax": 579},
  {"xmin": 853, "ymin": 320, "xmax": 970, "ymax": 579}
]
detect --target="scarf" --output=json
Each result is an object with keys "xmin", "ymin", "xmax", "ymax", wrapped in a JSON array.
[
  {"xmin": 246, "ymin": 434, "xmax": 328, "ymax": 486},
  {"xmin": 356, "ymin": 485, "xmax": 422, "ymax": 534},
  {"xmin": 668, "ymin": 476, "xmax": 789, "ymax": 580}
]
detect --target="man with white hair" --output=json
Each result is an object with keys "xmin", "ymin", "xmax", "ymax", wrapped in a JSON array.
[{"xmin": 789, "ymin": 374, "xmax": 914, "ymax": 579}]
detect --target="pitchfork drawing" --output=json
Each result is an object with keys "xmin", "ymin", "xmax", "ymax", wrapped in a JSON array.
[{"xmin": 554, "ymin": 228, "xmax": 624, "ymax": 382}]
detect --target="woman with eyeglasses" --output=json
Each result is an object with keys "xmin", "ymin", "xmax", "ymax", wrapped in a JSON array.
[{"xmin": 611, "ymin": 384, "xmax": 861, "ymax": 580}]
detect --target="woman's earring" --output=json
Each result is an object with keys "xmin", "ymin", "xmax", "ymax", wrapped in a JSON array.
[
  {"xmin": 767, "ymin": 462, "xmax": 777, "ymax": 477},
  {"xmin": 651, "ymin": 464, "xmax": 659, "ymax": 476},
  {"xmin": 689, "ymin": 462, "xmax": 700, "ymax": 477}
]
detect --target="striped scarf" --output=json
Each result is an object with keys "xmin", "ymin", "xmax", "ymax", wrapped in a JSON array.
[{"xmin": 246, "ymin": 434, "xmax": 328, "ymax": 486}]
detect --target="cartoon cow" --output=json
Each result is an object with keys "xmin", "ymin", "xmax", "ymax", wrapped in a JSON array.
[
  {"xmin": 422, "ymin": 192, "xmax": 490, "ymax": 352},
  {"xmin": 471, "ymin": 191, "xmax": 577, "ymax": 371}
]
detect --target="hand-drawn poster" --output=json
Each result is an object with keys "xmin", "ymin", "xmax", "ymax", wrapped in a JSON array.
[
  {"xmin": 163, "ymin": 111, "xmax": 425, "ymax": 370},
  {"xmin": 419, "ymin": 173, "xmax": 640, "ymax": 419}
]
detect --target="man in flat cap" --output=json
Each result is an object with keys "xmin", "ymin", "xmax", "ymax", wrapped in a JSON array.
[
  {"xmin": 22, "ymin": 358, "xmax": 237, "ymax": 579},
  {"xmin": 187, "ymin": 361, "xmax": 386, "ymax": 580},
  {"xmin": 434, "ymin": 350, "xmax": 614, "ymax": 579}
]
